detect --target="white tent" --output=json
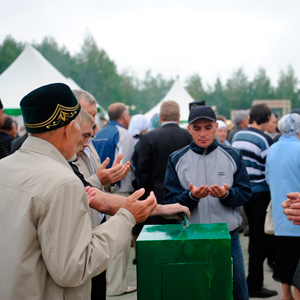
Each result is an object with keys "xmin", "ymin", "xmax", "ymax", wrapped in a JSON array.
[
  {"xmin": 0, "ymin": 44, "xmax": 81, "ymax": 116},
  {"xmin": 144, "ymin": 80, "xmax": 195, "ymax": 124}
]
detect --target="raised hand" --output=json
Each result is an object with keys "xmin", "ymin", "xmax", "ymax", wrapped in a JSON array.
[
  {"xmin": 283, "ymin": 192, "xmax": 300, "ymax": 225},
  {"xmin": 96, "ymin": 154, "xmax": 130, "ymax": 186},
  {"xmin": 209, "ymin": 183, "xmax": 230, "ymax": 198},
  {"xmin": 189, "ymin": 183, "xmax": 210, "ymax": 199},
  {"xmin": 122, "ymin": 189, "xmax": 157, "ymax": 224}
]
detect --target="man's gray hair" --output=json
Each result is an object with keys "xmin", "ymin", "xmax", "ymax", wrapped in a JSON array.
[
  {"xmin": 108, "ymin": 102, "xmax": 128, "ymax": 121},
  {"xmin": 234, "ymin": 110, "xmax": 249, "ymax": 125},
  {"xmin": 73, "ymin": 90, "xmax": 97, "ymax": 105},
  {"xmin": 80, "ymin": 109, "xmax": 94, "ymax": 126}
]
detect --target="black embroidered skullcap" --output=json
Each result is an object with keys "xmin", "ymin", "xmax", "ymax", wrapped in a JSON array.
[
  {"xmin": 20, "ymin": 83, "xmax": 81, "ymax": 133},
  {"xmin": 0, "ymin": 99, "xmax": 3, "ymax": 110}
]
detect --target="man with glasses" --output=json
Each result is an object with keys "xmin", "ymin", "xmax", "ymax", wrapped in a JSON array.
[
  {"xmin": 93, "ymin": 102, "xmax": 136, "ymax": 296},
  {"xmin": 72, "ymin": 91, "xmax": 130, "ymax": 300}
]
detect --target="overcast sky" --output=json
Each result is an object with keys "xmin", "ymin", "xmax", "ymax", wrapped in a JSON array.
[{"xmin": 1, "ymin": 0, "xmax": 300, "ymax": 87}]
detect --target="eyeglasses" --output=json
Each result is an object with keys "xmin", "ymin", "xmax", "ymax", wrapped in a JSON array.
[
  {"xmin": 88, "ymin": 135, "xmax": 95, "ymax": 143},
  {"xmin": 82, "ymin": 134, "xmax": 95, "ymax": 144}
]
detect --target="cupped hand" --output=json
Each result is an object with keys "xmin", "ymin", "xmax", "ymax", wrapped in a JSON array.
[
  {"xmin": 209, "ymin": 183, "xmax": 229, "ymax": 198},
  {"xmin": 189, "ymin": 183, "xmax": 210, "ymax": 199},
  {"xmin": 121, "ymin": 189, "xmax": 157, "ymax": 224}
]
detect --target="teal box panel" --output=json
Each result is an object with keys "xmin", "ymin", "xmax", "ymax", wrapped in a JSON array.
[{"xmin": 137, "ymin": 223, "xmax": 232, "ymax": 300}]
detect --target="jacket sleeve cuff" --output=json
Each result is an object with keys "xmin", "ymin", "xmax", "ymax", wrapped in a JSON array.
[
  {"xmin": 117, "ymin": 208, "xmax": 136, "ymax": 227},
  {"xmin": 87, "ymin": 174, "xmax": 103, "ymax": 190},
  {"xmin": 219, "ymin": 191, "xmax": 229, "ymax": 199},
  {"xmin": 189, "ymin": 191, "xmax": 200, "ymax": 202}
]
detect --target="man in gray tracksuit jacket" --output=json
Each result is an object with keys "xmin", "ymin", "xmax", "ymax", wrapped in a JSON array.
[{"xmin": 164, "ymin": 105, "xmax": 252, "ymax": 300}]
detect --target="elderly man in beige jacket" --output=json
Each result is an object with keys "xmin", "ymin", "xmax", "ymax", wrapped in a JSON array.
[
  {"xmin": 0, "ymin": 83, "xmax": 158, "ymax": 300},
  {"xmin": 0, "ymin": 83, "xmax": 190, "ymax": 300}
]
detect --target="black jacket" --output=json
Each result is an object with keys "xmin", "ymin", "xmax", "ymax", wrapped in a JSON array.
[
  {"xmin": 135, "ymin": 123, "xmax": 192, "ymax": 224},
  {"xmin": 0, "ymin": 136, "xmax": 9, "ymax": 159},
  {"xmin": 10, "ymin": 133, "xmax": 28, "ymax": 154}
]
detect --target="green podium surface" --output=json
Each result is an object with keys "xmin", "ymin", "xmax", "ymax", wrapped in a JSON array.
[{"xmin": 136, "ymin": 223, "xmax": 232, "ymax": 300}]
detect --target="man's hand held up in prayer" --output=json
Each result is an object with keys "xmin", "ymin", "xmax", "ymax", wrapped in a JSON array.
[
  {"xmin": 209, "ymin": 183, "xmax": 230, "ymax": 198},
  {"xmin": 121, "ymin": 189, "xmax": 157, "ymax": 224},
  {"xmin": 85, "ymin": 186, "xmax": 190, "ymax": 222},
  {"xmin": 189, "ymin": 183, "xmax": 210, "ymax": 199},
  {"xmin": 96, "ymin": 153, "xmax": 130, "ymax": 186},
  {"xmin": 189, "ymin": 182, "xmax": 229, "ymax": 199},
  {"xmin": 283, "ymin": 192, "xmax": 300, "ymax": 225}
]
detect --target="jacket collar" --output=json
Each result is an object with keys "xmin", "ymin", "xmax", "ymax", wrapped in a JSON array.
[
  {"xmin": 108, "ymin": 120, "xmax": 125, "ymax": 128},
  {"xmin": 280, "ymin": 134, "xmax": 300, "ymax": 142},
  {"xmin": 20, "ymin": 136, "xmax": 73, "ymax": 171},
  {"xmin": 161, "ymin": 122, "xmax": 179, "ymax": 128},
  {"xmin": 190, "ymin": 139, "xmax": 219, "ymax": 155}
]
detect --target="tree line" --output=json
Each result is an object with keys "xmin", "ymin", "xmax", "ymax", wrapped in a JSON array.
[{"xmin": 0, "ymin": 34, "xmax": 299, "ymax": 118}]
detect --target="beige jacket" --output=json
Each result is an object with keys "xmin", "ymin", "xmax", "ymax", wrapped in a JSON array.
[
  {"xmin": 75, "ymin": 142, "xmax": 103, "ymax": 190},
  {"xmin": 75, "ymin": 142, "xmax": 103, "ymax": 228},
  {"xmin": 0, "ymin": 137, "xmax": 135, "ymax": 300}
]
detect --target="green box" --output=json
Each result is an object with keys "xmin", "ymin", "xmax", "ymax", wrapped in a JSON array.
[{"xmin": 137, "ymin": 223, "xmax": 232, "ymax": 300}]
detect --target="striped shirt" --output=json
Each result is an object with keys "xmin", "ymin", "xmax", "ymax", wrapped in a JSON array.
[{"xmin": 232, "ymin": 127, "xmax": 273, "ymax": 193}]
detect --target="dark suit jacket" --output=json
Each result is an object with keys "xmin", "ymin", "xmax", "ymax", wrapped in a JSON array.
[
  {"xmin": 10, "ymin": 133, "xmax": 28, "ymax": 154},
  {"xmin": 227, "ymin": 125, "xmax": 243, "ymax": 144},
  {"xmin": 135, "ymin": 123, "xmax": 192, "ymax": 225},
  {"xmin": 0, "ymin": 131, "xmax": 14, "ymax": 152},
  {"xmin": 0, "ymin": 136, "xmax": 9, "ymax": 159}
]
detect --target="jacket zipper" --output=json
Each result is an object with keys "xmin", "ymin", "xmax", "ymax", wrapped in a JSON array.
[{"xmin": 203, "ymin": 148, "xmax": 211, "ymax": 223}]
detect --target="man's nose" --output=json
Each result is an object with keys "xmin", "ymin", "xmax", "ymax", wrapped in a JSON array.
[{"xmin": 199, "ymin": 129, "xmax": 206, "ymax": 136}]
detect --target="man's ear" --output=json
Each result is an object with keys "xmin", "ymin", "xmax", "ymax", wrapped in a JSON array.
[
  {"xmin": 187, "ymin": 124, "xmax": 191, "ymax": 134},
  {"xmin": 215, "ymin": 122, "xmax": 219, "ymax": 129},
  {"xmin": 122, "ymin": 112, "xmax": 128, "ymax": 123},
  {"xmin": 64, "ymin": 120, "xmax": 75, "ymax": 140}
]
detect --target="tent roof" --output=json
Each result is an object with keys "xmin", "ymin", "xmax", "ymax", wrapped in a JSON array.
[
  {"xmin": 144, "ymin": 80, "xmax": 195, "ymax": 123},
  {"xmin": 0, "ymin": 44, "xmax": 81, "ymax": 112}
]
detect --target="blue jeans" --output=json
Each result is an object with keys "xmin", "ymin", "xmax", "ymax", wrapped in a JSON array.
[{"xmin": 231, "ymin": 229, "xmax": 249, "ymax": 300}]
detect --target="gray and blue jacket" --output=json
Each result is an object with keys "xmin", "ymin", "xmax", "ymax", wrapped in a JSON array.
[{"xmin": 164, "ymin": 139, "xmax": 252, "ymax": 231}]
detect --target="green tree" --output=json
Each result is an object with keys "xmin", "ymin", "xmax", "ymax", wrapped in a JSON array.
[
  {"xmin": 33, "ymin": 36, "xmax": 77, "ymax": 80},
  {"xmin": 74, "ymin": 34, "xmax": 123, "ymax": 109},
  {"xmin": 225, "ymin": 68, "xmax": 251, "ymax": 110},
  {"xmin": 209, "ymin": 77, "xmax": 230, "ymax": 118},
  {"xmin": 185, "ymin": 73, "xmax": 207, "ymax": 101},
  {"xmin": 249, "ymin": 68, "xmax": 275, "ymax": 100},
  {"xmin": 0, "ymin": 35, "xmax": 24, "ymax": 74},
  {"xmin": 119, "ymin": 70, "xmax": 141, "ymax": 113},
  {"xmin": 276, "ymin": 65, "xmax": 299, "ymax": 107},
  {"xmin": 139, "ymin": 70, "xmax": 174, "ymax": 113}
]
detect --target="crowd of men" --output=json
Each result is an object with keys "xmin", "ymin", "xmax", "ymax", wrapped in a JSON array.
[
  {"xmin": 1, "ymin": 83, "xmax": 300, "ymax": 300},
  {"xmin": 0, "ymin": 84, "xmax": 189, "ymax": 300}
]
